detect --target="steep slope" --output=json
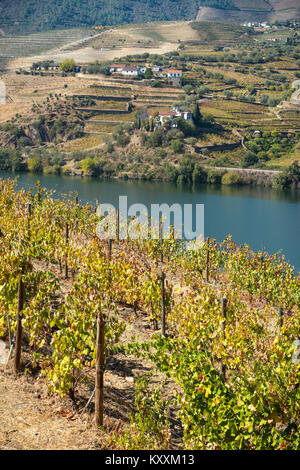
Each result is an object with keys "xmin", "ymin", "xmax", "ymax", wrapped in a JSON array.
[
  {"xmin": 0, "ymin": 1, "xmax": 299, "ymax": 36},
  {"xmin": 197, "ymin": 0, "xmax": 300, "ymax": 24},
  {"xmin": 0, "ymin": 0, "xmax": 200, "ymax": 35}
]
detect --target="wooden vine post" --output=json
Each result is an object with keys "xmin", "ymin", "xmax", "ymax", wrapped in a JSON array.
[
  {"xmin": 159, "ymin": 217, "xmax": 163, "ymax": 264},
  {"xmin": 260, "ymin": 255, "xmax": 264, "ymax": 269},
  {"xmin": 161, "ymin": 270, "xmax": 166, "ymax": 337},
  {"xmin": 14, "ymin": 269, "xmax": 25, "ymax": 374},
  {"xmin": 108, "ymin": 239, "xmax": 113, "ymax": 261},
  {"xmin": 277, "ymin": 307, "xmax": 283, "ymax": 329},
  {"xmin": 75, "ymin": 193, "xmax": 79, "ymax": 232},
  {"xmin": 95, "ymin": 313, "xmax": 105, "ymax": 427},
  {"xmin": 26, "ymin": 203, "xmax": 32, "ymax": 238},
  {"xmin": 65, "ymin": 221, "xmax": 69, "ymax": 279}
]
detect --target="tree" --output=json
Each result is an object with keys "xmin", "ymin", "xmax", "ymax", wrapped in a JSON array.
[
  {"xmin": 144, "ymin": 68, "xmax": 153, "ymax": 79},
  {"xmin": 193, "ymin": 104, "xmax": 202, "ymax": 127},
  {"xmin": 27, "ymin": 156, "xmax": 43, "ymax": 173},
  {"xmin": 192, "ymin": 164, "xmax": 207, "ymax": 184},
  {"xmin": 171, "ymin": 139, "xmax": 183, "ymax": 153},
  {"xmin": 60, "ymin": 59, "xmax": 76, "ymax": 73},
  {"xmin": 241, "ymin": 151, "xmax": 258, "ymax": 168}
]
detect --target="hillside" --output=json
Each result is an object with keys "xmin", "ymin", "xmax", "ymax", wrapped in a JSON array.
[
  {"xmin": 0, "ymin": 0, "xmax": 299, "ymax": 36},
  {"xmin": 0, "ymin": 0, "xmax": 200, "ymax": 35},
  {"xmin": 197, "ymin": 0, "xmax": 300, "ymax": 24}
]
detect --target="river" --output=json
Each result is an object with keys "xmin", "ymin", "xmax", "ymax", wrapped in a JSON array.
[{"xmin": 1, "ymin": 171, "xmax": 300, "ymax": 273}]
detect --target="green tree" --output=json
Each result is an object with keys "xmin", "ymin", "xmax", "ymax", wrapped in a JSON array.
[
  {"xmin": 60, "ymin": 59, "xmax": 76, "ymax": 73},
  {"xmin": 171, "ymin": 139, "xmax": 183, "ymax": 153},
  {"xmin": 193, "ymin": 104, "xmax": 202, "ymax": 127},
  {"xmin": 144, "ymin": 68, "xmax": 153, "ymax": 79}
]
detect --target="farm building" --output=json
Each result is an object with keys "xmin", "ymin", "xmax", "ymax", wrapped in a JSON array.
[
  {"xmin": 157, "ymin": 107, "xmax": 193, "ymax": 126},
  {"xmin": 110, "ymin": 64, "xmax": 126, "ymax": 73},
  {"xmin": 122, "ymin": 66, "xmax": 142, "ymax": 76},
  {"xmin": 163, "ymin": 69, "xmax": 183, "ymax": 87}
]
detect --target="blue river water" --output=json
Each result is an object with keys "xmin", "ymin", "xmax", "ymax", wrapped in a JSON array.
[{"xmin": 1, "ymin": 171, "xmax": 300, "ymax": 273}]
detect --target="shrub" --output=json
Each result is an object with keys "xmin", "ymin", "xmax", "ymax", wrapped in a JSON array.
[
  {"xmin": 60, "ymin": 59, "xmax": 76, "ymax": 73},
  {"xmin": 192, "ymin": 164, "xmax": 207, "ymax": 185},
  {"xmin": 27, "ymin": 156, "xmax": 43, "ymax": 173},
  {"xmin": 207, "ymin": 169, "xmax": 221, "ymax": 184},
  {"xmin": 241, "ymin": 151, "xmax": 258, "ymax": 168},
  {"xmin": 171, "ymin": 139, "xmax": 183, "ymax": 153},
  {"xmin": 221, "ymin": 172, "xmax": 242, "ymax": 186}
]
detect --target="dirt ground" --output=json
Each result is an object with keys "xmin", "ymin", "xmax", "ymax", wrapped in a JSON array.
[{"xmin": 0, "ymin": 369, "xmax": 107, "ymax": 450}]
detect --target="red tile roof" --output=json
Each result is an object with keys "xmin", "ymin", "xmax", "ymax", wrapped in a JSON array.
[{"xmin": 159, "ymin": 111, "xmax": 177, "ymax": 116}]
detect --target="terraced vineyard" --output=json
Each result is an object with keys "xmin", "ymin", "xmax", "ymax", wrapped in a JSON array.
[
  {"xmin": 0, "ymin": 28, "xmax": 95, "ymax": 64},
  {"xmin": 67, "ymin": 79, "xmax": 183, "ymax": 147}
]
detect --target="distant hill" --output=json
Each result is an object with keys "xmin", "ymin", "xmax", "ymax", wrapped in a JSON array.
[
  {"xmin": 197, "ymin": 0, "xmax": 300, "ymax": 24},
  {"xmin": 0, "ymin": 1, "xmax": 299, "ymax": 36},
  {"xmin": 0, "ymin": 0, "xmax": 200, "ymax": 35}
]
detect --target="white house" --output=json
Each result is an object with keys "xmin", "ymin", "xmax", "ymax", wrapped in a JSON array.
[
  {"xmin": 122, "ymin": 66, "xmax": 142, "ymax": 76},
  {"xmin": 152, "ymin": 65, "xmax": 161, "ymax": 73},
  {"xmin": 110, "ymin": 64, "xmax": 126, "ymax": 73},
  {"xmin": 172, "ymin": 106, "xmax": 193, "ymax": 121},
  {"xmin": 157, "ymin": 107, "xmax": 193, "ymax": 126},
  {"xmin": 164, "ymin": 69, "xmax": 182, "ymax": 78}
]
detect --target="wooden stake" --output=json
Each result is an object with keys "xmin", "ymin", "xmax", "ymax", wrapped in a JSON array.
[
  {"xmin": 277, "ymin": 307, "xmax": 283, "ymax": 329},
  {"xmin": 65, "ymin": 222, "xmax": 69, "ymax": 279},
  {"xmin": 75, "ymin": 194, "xmax": 79, "ymax": 232},
  {"xmin": 260, "ymin": 255, "xmax": 264, "ymax": 269},
  {"xmin": 108, "ymin": 239, "xmax": 113, "ymax": 261},
  {"xmin": 95, "ymin": 313, "xmax": 105, "ymax": 427},
  {"xmin": 27, "ymin": 203, "xmax": 32, "ymax": 238},
  {"xmin": 221, "ymin": 298, "xmax": 227, "ymax": 336},
  {"xmin": 159, "ymin": 218, "xmax": 163, "ymax": 264},
  {"xmin": 14, "ymin": 271, "xmax": 24, "ymax": 374},
  {"xmin": 161, "ymin": 271, "xmax": 166, "ymax": 337}
]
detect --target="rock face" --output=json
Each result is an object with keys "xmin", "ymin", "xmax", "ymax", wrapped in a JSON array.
[{"xmin": 196, "ymin": 1, "xmax": 300, "ymax": 24}]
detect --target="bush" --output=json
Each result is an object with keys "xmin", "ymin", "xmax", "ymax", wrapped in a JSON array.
[
  {"xmin": 148, "ymin": 129, "xmax": 164, "ymax": 148},
  {"xmin": 27, "ymin": 156, "xmax": 43, "ymax": 173},
  {"xmin": 207, "ymin": 169, "xmax": 221, "ymax": 184},
  {"xmin": 192, "ymin": 164, "xmax": 207, "ymax": 185},
  {"xmin": 151, "ymin": 80, "xmax": 160, "ymax": 88},
  {"xmin": 272, "ymin": 173, "xmax": 289, "ymax": 190},
  {"xmin": 60, "ymin": 59, "xmax": 76, "ymax": 73},
  {"xmin": 171, "ymin": 139, "xmax": 183, "ymax": 153},
  {"xmin": 225, "ymin": 77, "xmax": 237, "ymax": 85},
  {"xmin": 116, "ymin": 134, "xmax": 130, "ymax": 147},
  {"xmin": 241, "ymin": 151, "xmax": 258, "ymax": 168},
  {"xmin": 221, "ymin": 172, "xmax": 242, "ymax": 186}
]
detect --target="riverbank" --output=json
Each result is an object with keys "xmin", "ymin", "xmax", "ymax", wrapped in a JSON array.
[{"xmin": 2, "ymin": 170, "xmax": 300, "ymax": 272}]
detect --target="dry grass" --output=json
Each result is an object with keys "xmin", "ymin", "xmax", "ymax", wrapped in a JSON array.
[
  {"xmin": 59, "ymin": 134, "xmax": 106, "ymax": 152},
  {"xmin": 0, "ymin": 72, "xmax": 101, "ymax": 123}
]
